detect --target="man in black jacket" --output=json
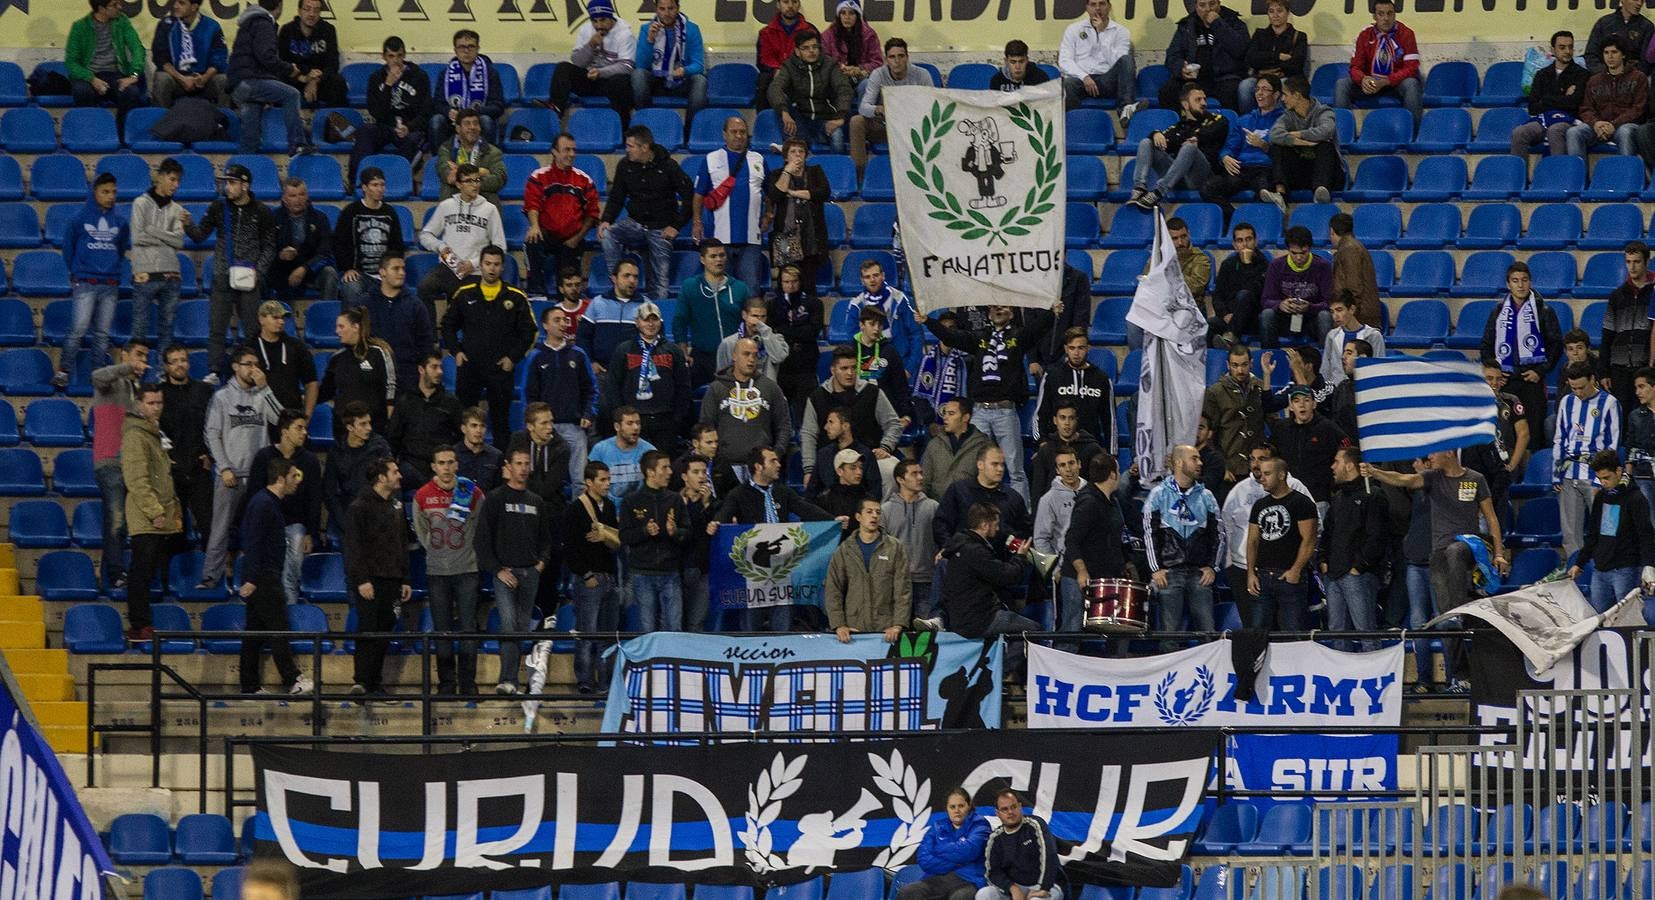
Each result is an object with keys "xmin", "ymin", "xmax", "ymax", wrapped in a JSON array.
[
  {"xmin": 268, "ymin": 178, "xmax": 338, "ymax": 302},
  {"xmin": 276, "ymin": 0, "xmax": 345, "ymax": 107},
  {"xmin": 239, "ymin": 456, "xmax": 313, "ymax": 695},
  {"xmin": 1268, "ymin": 386, "xmax": 1348, "ymax": 503},
  {"xmin": 159, "ymin": 346, "xmax": 215, "ymax": 547},
  {"xmin": 343, "ymin": 456, "xmax": 410, "ymax": 698},
  {"xmin": 1034, "ymin": 329, "xmax": 1113, "ymax": 446},
  {"xmin": 475, "ymin": 448, "xmax": 554, "ymax": 694},
  {"xmin": 388, "ymin": 352, "xmax": 462, "ymax": 485},
  {"xmin": 245, "ymin": 409, "xmax": 322, "ymax": 603},
  {"xmin": 322, "ymin": 402, "xmax": 391, "ymax": 543},
  {"xmin": 620, "ymin": 451, "xmax": 690, "ymax": 631},
  {"xmin": 509, "ymin": 402, "xmax": 573, "ymax": 510},
  {"xmin": 982, "ymin": 789, "xmax": 1064, "ymax": 900},
  {"xmin": 248, "ymin": 301, "xmax": 317, "ymax": 423},
  {"xmin": 348, "ymin": 37, "xmax": 429, "ymax": 184},
  {"xmin": 189, "ymin": 164, "xmax": 278, "ymax": 377},
  {"xmin": 1515, "ymin": 31, "xmax": 1589, "ymax": 157},
  {"xmin": 1128, "ymin": 82, "xmax": 1229, "ymax": 210},
  {"xmin": 1320, "ymin": 447, "xmax": 1388, "ymax": 649},
  {"xmin": 718, "ymin": 446, "xmax": 838, "ymax": 631},
  {"xmin": 935, "ymin": 446, "xmax": 1032, "ymax": 549},
  {"xmin": 1212, "ymin": 222, "xmax": 1272, "ymax": 344},
  {"xmin": 1586, "ymin": 0, "xmax": 1654, "ymax": 73},
  {"xmin": 442, "ymin": 244, "xmax": 535, "ymax": 449},
  {"xmin": 599, "ymin": 124, "xmax": 695, "ymax": 298},
  {"xmin": 226, "ymin": 0, "xmax": 313, "ymax": 157},
  {"xmin": 1158, "ymin": 0, "xmax": 1249, "ymax": 109},
  {"xmin": 934, "ymin": 503, "xmax": 1035, "ymax": 675},
  {"xmin": 1063, "ymin": 454, "xmax": 1129, "ymax": 633},
  {"xmin": 1028, "ymin": 404, "xmax": 1106, "ymax": 508}
]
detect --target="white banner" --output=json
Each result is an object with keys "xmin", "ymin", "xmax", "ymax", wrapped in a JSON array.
[
  {"xmin": 884, "ymin": 83, "xmax": 1066, "ymax": 312},
  {"xmin": 1127, "ymin": 211, "xmax": 1208, "ymax": 482},
  {"xmin": 1025, "ymin": 640, "xmax": 1404, "ymax": 729},
  {"xmin": 1430, "ymin": 579, "xmax": 1648, "ymax": 674}
]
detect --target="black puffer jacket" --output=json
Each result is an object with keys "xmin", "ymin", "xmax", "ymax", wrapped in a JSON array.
[
  {"xmin": 1166, "ymin": 6, "xmax": 1250, "ymax": 83},
  {"xmin": 601, "ymin": 143, "xmax": 694, "ymax": 230},
  {"xmin": 939, "ymin": 530, "xmax": 1026, "ymax": 638}
]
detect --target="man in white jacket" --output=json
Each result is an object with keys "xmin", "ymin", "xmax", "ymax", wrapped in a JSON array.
[
  {"xmin": 417, "ymin": 162, "xmax": 506, "ymax": 328},
  {"xmin": 1057, "ymin": 0, "xmax": 1139, "ymax": 114}
]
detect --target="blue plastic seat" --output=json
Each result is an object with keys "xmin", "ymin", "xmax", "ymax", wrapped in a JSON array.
[
  {"xmin": 1, "ymin": 107, "xmax": 56, "ymax": 152},
  {"xmin": 0, "ymin": 447, "xmax": 45, "ymax": 496},
  {"xmin": 1575, "ymin": 860, "xmax": 1620, "ymax": 900},
  {"xmin": 861, "ymin": 155, "xmax": 895, "ymax": 201},
  {"xmin": 1583, "ymin": 800, "xmax": 1629, "ymax": 852},
  {"xmin": 947, "ymin": 62, "xmax": 996, "ymax": 90},
  {"xmin": 1067, "ymin": 108, "xmax": 1118, "ymax": 154},
  {"xmin": 1400, "ymin": 156, "xmax": 1468, "ymax": 203},
  {"xmin": 1526, "ymin": 155, "xmax": 1586, "ymax": 201},
  {"xmin": 1581, "ymin": 155, "xmax": 1647, "ymax": 201},
  {"xmin": 1389, "ymin": 298, "xmax": 1450, "ymax": 346},
  {"xmin": 1408, "ymin": 107, "xmax": 1471, "ymax": 152},
  {"xmin": 23, "ymin": 399, "xmax": 84, "ymax": 446},
  {"xmin": 706, "ymin": 63, "xmax": 757, "ymax": 107},
  {"xmin": 1579, "ymin": 204, "xmax": 1643, "ymax": 250},
  {"xmin": 110, "ymin": 812, "xmax": 172, "ymax": 864},
  {"xmin": 309, "ymin": 106, "xmax": 363, "ymax": 152},
  {"xmin": 1509, "ymin": 495, "xmax": 1563, "ymax": 547},
  {"xmin": 1528, "ymin": 251, "xmax": 1578, "ymax": 296},
  {"xmin": 1345, "ymin": 156, "xmax": 1408, "ymax": 201},
  {"xmin": 1456, "ymin": 253, "xmax": 1516, "ymax": 301},
  {"xmin": 829, "ymin": 868, "xmax": 887, "ymax": 900},
  {"xmin": 696, "ymin": 888, "xmax": 753, "ymax": 900},
  {"xmin": 1232, "ymin": 202, "xmax": 1284, "ymax": 246},
  {"xmin": 35, "ymin": 549, "xmax": 97, "ymax": 598},
  {"xmin": 9, "ymin": 499, "xmax": 69, "ymax": 548},
  {"xmin": 1195, "ymin": 801, "xmax": 1260, "ymax": 854},
  {"xmin": 1234, "ymin": 802, "xmax": 1312, "ymax": 855},
  {"xmin": 685, "ymin": 107, "xmax": 742, "ymax": 153},
  {"xmin": 123, "ymin": 107, "xmax": 182, "ymax": 153},
  {"xmin": 144, "ymin": 603, "xmax": 197, "ymax": 653},
  {"xmin": 1579, "ymin": 257, "xmax": 1625, "ymax": 300},
  {"xmin": 632, "ymin": 108, "xmax": 684, "ymax": 152},
  {"xmin": 1475, "ymin": 60, "xmax": 1525, "ymax": 107},
  {"xmin": 1423, "ymin": 60, "xmax": 1478, "ymax": 106},
  {"xmin": 626, "ymin": 884, "xmax": 686, "ymax": 900},
  {"xmin": 0, "ymin": 62, "xmax": 24, "ymax": 106},
  {"xmin": 1066, "ymin": 154, "xmax": 1108, "ymax": 201},
  {"xmin": 1353, "ymin": 204, "xmax": 1401, "ymax": 248},
  {"xmin": 60, "ymin": 107, "xmax": 120, "ymax": 153},
  {"xmin": 555, "ymin": 885, "xmax": 620, "ymax": 900},
  {"xmin": 1507, "ymin": 547, "xmax": 1562, "ymax": 584},
  {"xmin": 815, "ymin": 154, "xmax": 858, "ymax": 199},
  {"xmin": 1462, "ymin": 154, "xmax": 1526, "ymax": 201},
  {"xmin": 287, "ymin": 602, "xmax": 335, "ymax": 654},
  {"xmin": 1511, "ymin": 450, "xmax": 1554, "ymax": 499},
  {"xmin": 220, "ymin": 153, "xmax": 279, "ymax": 197},
  {"xmin": 1444, "ymin": 299, "xmax": 1498, "ymax": 348},
  {"xmin": 1088, "ymin": 297, "xmax": 1132, "ymax": 345},
  {"xmin": 288, "ymin": 154, "xmax": 345, "ymax": 200},
  {"xmin": 1349, "ymin": 107, "xmax": 1412, "ymax": 153},
  {"xmin": 1397, "ymin": 204, "xmax": 1461, "ymax": 249},
  {"xmin": 172, "ymin": 155, "xmax": 218, "ymax": 201},
  {"xmin": 569, "ymin": 108, "xmax": 623, "ymax": 153},
  {"xmin": 765, "ymin": 877, "xmax": 823, "ymax": 900},
  {"xmin": 211, "ymin": 868, "xmax": 246, "ymax": 900},
  {"xmin": 1099, "ymin": 206, "xmax": 1154, "ymax": 249},
  {"xmin": 55, "ymin": 448, "xmax": 98, "ymax": 498},
  {"xmin": 1309, "ymin": 62, "xmax": 1345, "ymax": 102},
  {"xmin": 1175, "ymin": 202, "xmax": 1223, "ymax": 246},
  {"xmin": 501, "ymin": 107, "xmax": 557, "ymax": 152},
  {"xmin": 0, "ymin": 203, "xmax": 40, "ymax": 249},
  {"xmin": 169, "ymin": 299, "xmax": 210, "ymax": 348},
  {"xmin": 143, "ymin": 868, "xmax": 203, "ymax": 900},
  {"xmin": 359, "ymin": 154, "xmax": 413, "ymax": 199},
  {"xmin": 1458, "ymin": 204, "xmax": 1520, "ymax": 250},
  {"xmin": 29, "ymin": 155, "xmax": 89, "ymax": 202},
  {"xmin": 1097, "ymin": 250, "xmax": 1149, "ymax": 295},
  {"xmin": 168, "ymin": 552, "xmax": 226, "ymax": 601},
  {"xmin": 64, "ymin": 603, "xmax": 125, "ymax": 652},
  {"xmin": 301, "ymin": 553, "xmax": 349, "ymax": 602},
  {"xmin": 838, "ymin": 250, "xmax": 897, "ymax": 295},
  {"xmin": 850, "ymin": 204, "xmax": 898, "ymax": 250},
  {"xmin": 94, "ymin": 153, "xmax": 153, "ymax": 201},
  {"xmin": 200, "ymin": 603, "xmax": 246, "ymax": 654},
  {"xmin": 1468, "ymin": 107, "xmax": 1530, "ymax": 155},
  {"xmin": 1517, "ymin": 203, "xmax": 1582, "ymax": 250}
]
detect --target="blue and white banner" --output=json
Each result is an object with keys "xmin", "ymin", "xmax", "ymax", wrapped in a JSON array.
[
  {"xmin": 602, "ymin": 632, "xmax": 1002, "ymax": 736},
  {"xmin": 0, "ymin": 677, "xmax": 113, "ymax": 899},
  {"xmin": 1354, "ymin": 357, "xmax": 1499, "ymax": 463},
  {"xmin": 1221, "ymin": 733, "xmax": 1399, "ymax": 812},
  {"xmin": 711, "ymin": 522, "xmax": 841, "ymax": 611}
]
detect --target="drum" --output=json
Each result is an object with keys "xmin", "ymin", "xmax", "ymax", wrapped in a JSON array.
[{"xmin": 1083, "ymin": 579, "xmax": 1150, "ymax": 634}]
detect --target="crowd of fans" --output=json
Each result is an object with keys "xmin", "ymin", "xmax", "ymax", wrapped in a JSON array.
[{"xmin": 48, "ymin": 0, "xmax": 1655, "ymax": 699}]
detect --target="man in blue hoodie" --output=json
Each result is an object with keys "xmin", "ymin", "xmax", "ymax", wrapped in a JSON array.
[
  {"xmin": 225, "ymin": 0, "xmax": 313, "ymax": 157},
  {"xmin": 56, "ymin": 173, "xmax": 128, "ymax": 389},
  {"xmin": 1200, "ymin": 74, "xmax": 1287, "ymax": 220},
  {"xmin": 150, "ymin": 0, "xmax": 228, "ymax": 107},
  {"xmin": 631, "ymin": 0, "xmax": 707, "ymax": 119}
]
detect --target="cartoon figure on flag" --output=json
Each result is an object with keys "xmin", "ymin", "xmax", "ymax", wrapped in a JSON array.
[{"xmin": 1126, "ymin": 209, "xmax": 1208, "ymax": 483}]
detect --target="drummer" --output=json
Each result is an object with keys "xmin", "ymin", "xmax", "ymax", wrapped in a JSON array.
[{"xmin": 1061, "ymin": 452, "xmax": 1130, "ymax": 636}]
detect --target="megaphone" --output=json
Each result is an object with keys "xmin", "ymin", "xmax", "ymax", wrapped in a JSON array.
[{"xmin": 1006, "ymin": 535, "xmax": 1060, "ymax": 580}]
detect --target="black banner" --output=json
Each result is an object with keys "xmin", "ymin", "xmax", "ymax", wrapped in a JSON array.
[{"xmin": 253, "ymin": 732, "xmax": 1216, "ymax": 898}]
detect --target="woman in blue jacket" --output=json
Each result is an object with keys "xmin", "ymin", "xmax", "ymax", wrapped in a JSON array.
[{"xmin": 900, "ymin": 787, "xmax": 990, "ymax": 900}]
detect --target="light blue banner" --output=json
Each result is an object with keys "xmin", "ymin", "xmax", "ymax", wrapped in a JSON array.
[
  {"xmin": 710, "ymin": 521, "xmax": 842, "ymax": 610},
  {"xmin": 601, "ymin": 632, "xmax": 1003, "ymax": 736},
  {"xmin": 0, "ymin": 677, "xmax": 112, "ymax": 899}
]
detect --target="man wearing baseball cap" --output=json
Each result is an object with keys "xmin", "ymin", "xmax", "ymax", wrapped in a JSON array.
[
  {"xmin": 1268, "ymin": 383, "xmax": 1348, "ymax": 505},
  {"xmin": 608, "ymin": 301, "xmax": 689, "ymax": 453},
  {"xmin": 187, "ymin": 163, "xmax": 277, "ymax": 381},
  {"xmin": 819, "ymin": 448, "xmax": 874, "ymax": 526},
  {"xmin": 250, "ymin": 300, "xmax": 317, "ymax": 420}
]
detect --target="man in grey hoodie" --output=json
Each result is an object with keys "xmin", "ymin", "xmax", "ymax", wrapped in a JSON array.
[
  {"xmin": 200, "ymin": 345, "xmax": 284, "ymax": 590},
  {"xmin": 1262, "ymin": 75, "xmax": 1341, "ymax": 212},
  {"xmin": 128, "ymin": 158, "xmax": 189, "ymax": 352},
  {"xmin": 883, "ymin": 459, "xmax": 939, "ymax": 620},
  {"xmin": 1033, "ymin": 445, "xmax": 1084, "ymax": 578},
  {"xmin": 699, "ymin": 337, "xmax": 791, "ymax": 486},
  {"xmin": 849, "ymin": 38, "xmax": 933, "ymax": 169}
]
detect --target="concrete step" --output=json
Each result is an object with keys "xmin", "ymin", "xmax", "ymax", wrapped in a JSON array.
[
  {"xmin": 0, "ymin": 619, "xmax": 45, "ymax": 649},
  {"xmin": 15, "ymin": 671, "xmax": 76, "ymax": 701},
  {"xmin": 41, "ymin": 724, "xmax": 90, "ymax": 754},
  {"xmin": 3, "ymin": 646, "xmax": 68, "ymax": 673}
]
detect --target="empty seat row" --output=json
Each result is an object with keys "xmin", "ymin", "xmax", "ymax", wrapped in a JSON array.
[{"xmin": 1350, "ymin": 153, "xmax": 1655, "ymax": 203}]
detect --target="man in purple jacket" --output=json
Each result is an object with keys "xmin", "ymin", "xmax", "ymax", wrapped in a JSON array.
[{"xmin": 1258, "ymin": 224, "xmax": 1333, "ymax": 348}]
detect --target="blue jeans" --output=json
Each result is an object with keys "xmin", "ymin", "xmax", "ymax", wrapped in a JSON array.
[
  {"xmin": 1155, "ymin": 567, "xmax": 1214, "ymax": 644},
  {"xmin": 982, "ymin": 608, "xmax": 1041, "ymax": 677},
  {"xmin": 64, "ymin": 282, "xmax": 117, "ymax": 371},
  {"xmin": 1590, "ymin": 566, "xmax": 1641, "ymax": 614},
  {"xmin": 1566, "ymin": 122, "xmax": 1639, "ymax": 157},
  {"xmin": 571, "ymin": 572, "xmax": 619, "ymax": 689},
  {"xmin": 790, "ymin": 110, "xmax": 848, "ymax": 154},
  {"xmin": 971, "ymin": 404, "xmax": 1028, "ymax": 502},
  {"xmin": 631, "ymin": 572, "xmax": 682, "ymax": 632},
  {"xmin": 429, "ymin": 571, "xmax": 481, "ymax": 690},
  {"xmin": 555, "ymin": 423, "xmax": 589, "ymax": 489},
  {"xmin": 131, "ymin": 277, "xmax": 180, "ymax": 352},
  {"xmin": 95, "ymin": 464, "xmax": 126, "ymax": 586},
  {"xmin": 1250, "ymin": 570, "xmax": 1309, "ymax": 630},
  {"xmin": 1326, "ymin": 571, "xmax": 1380, "ymax": 650},
  {"xmin": 1637, "ymin": 477, "xmax": 1655, "ymax": 531},
  {"xmin": 232, "ymin": 78, "xmax": 305, "ymax": 154},
  {"xmin": 726, "ymin": 244, "xmax": 768, "ymax": 294},
  {"xmin": 282, "ymin": 522, "xmax": 305, "ymax": 603},
  {"xmin": 1406, "ymin": 562, "xmax": 1439, "ymax": 682},
  {"xmin": 1134, "ymin": 140, "xmax": 1213, "ymax": 194},
  {"xmin": 600, "ymin": 218, "xmax": 675, "ymax": 299},
  {"xmin": 493, "ymin": 565, "xmax": 541, "ymax": 688},
  {"xmin": 1061, "ymin": 56, "xmax": 1137, "ymax": 108},
  {"xmin": 1058, "ymin": 576, "xmax": 1084, "ymax": 632},
  {"xmin": 681, "ymin": 566, "xmax": 709, "ymax": 632},
  {"xmin": 630, "ymin": 70, "xmax": 707, "ymax": 119},
  {"xmin": 1334, "ymin": 75, "xmax": 1422, "ymax": 124}
]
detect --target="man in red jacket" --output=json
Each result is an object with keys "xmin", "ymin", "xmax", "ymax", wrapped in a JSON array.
[
  {"xmin": 1333, "ymin": 0, "xmax": 1421, "ymax": 125},
  {"xmin": 754, "ymin": 0, "xmax": 815, "ymax": 106},
  {"xmin": 523, "ymin": 133, "xmax": 600, "ymax": 297}
]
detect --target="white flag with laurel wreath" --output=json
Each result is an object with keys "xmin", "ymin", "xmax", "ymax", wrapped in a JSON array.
[{"xmin": 884, "ymin": 82, "xmax": 1066, "ymax": 312}]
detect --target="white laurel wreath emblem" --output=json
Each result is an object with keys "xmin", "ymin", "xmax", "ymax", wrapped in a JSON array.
[
  {"xmin": 1153, "ymin": 665, "xmax": 1216, "ymax": 727},
  {"xmin": 868, "ymin": 749, "xmax": 932, "ymax": 870},
  {"xmin": 740, "ymin": 752, "xmax": 807, "ymax": 873}
]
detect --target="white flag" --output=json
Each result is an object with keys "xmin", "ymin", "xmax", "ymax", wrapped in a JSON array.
[
  {"xmin": 884, "ymin": 82, "xmax": 1066, "ymax": 311},
  {"xmin": 1428, "ymin": 579, "xmax": 1648, "ymax": 673},
  {"xmin": 1128, "ymin": 210, "xmax": 1207, "ymax": 483}
]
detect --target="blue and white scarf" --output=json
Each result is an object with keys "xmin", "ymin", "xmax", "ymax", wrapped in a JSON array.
[
  {"xmin": 635, "ymin": 335, "xmax": 661, "ymax": 400},
  {"xmin": 167, "ymin": 17, "xmax": 197, "ymax": 73},
  {"xmin": 1371, "ymin": 28, "xmax": 1399, "ymax": 77},
  {"xmin": 736, "ymin": 321, "xmax": 769, "ymax": 363},
  {"xmin": 648, "ymin": 14, "xmax": 689, "ymax": 89},
  {"xmin": 756, "ymin": 482, "xmax": 779, "ymax": 523},
  {"xmin": 444, "ymin": 55, "xmax": 490, "ymax": 109},
  {"xmin": 447, "ymin": 477, "xmax": 479, "ymax": 523},
  {"xmin": 1494, "ymin": 293, "xmax": 1546, "ymax": 370}
]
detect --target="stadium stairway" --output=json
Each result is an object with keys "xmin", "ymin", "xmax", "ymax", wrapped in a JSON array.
[{"xmin": 0, "ymin": 540, "xmax": 88, "ymax": 752}]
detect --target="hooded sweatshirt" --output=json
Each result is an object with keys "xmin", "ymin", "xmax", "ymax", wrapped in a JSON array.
[
  {"xmin": 1033, "ymin": 477, "xmax": 1082, "ymax": 559},
  {"xmin": 64, "ymin": 200, "xmax": 128, "ymax": 281},
  {"xmin": 418, "ymin": 194, "xmax": 506, "ymax": 269},
  {"xmin": 226, "ymin": 5, "xmax": 289, "ymax": 89},
  {"xmin": 699, "ymin": 369, "xmax": 792, "ymax": 467},
  {"xmin": 204, "ymin": 378, "xmax": 283, "ymax": 476},
  {"xmin": 1033, "ymin": 362, "xmax": 1114, "ymax": 445},
  {"xmin": 129, "ymin": 189, "xmax": 185, "ymax": 275}
]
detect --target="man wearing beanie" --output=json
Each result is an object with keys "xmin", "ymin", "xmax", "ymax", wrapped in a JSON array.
[{"xmin": 549, "ymin": 0, "xmax": 636, "ymax": 116}]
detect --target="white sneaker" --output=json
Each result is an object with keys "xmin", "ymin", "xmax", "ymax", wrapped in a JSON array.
[
  {"xmin": 290, "ymin": 674, "xmax": 314, "ymax": 695},
  {"xmin": 1312, "ymin": 186, "xmax": 1331, "ymax": 204},
  {"xmin": 1259, "ymin": 189, "xmax": 1286, "ymax": 215},
  {"xmin": 911, "ymin": 616, "xmax": 943, "ymax": 632},
  {"xmin": 495, "ymin": 682, "xmax": 519, "ymax": 695},
  {"xmin": 1118, "ymin": 101, "xmax": 1141, "ymax": 124}
]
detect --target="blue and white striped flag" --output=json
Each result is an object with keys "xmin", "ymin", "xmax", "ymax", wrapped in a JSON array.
[{"xmin": 1353, "ymin": 357, "xmax": 1499, "ymax": 462}]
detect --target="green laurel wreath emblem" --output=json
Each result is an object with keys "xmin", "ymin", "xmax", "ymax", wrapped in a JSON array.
[
  {"xmin": 730, "ymin": 525, "xmax": 812, "ymax": 582},
  {"xmin": 904, "ymin": 99, "xmax": 1062, "ymax": 248}
]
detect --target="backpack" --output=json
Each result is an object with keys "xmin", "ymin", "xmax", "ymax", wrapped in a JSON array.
[{"xmin": 150, "ymin": 97, "xmax": 225, "ymax": 144}]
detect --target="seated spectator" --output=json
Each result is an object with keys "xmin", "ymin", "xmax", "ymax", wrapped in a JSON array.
[
  {"xmin": 850, "ymin": 38, "xmax": 931, "ymax": 169},
  {"xmin": 822, "ymin": 0, "xmax": 881, "ymax": 95},
  {"xmin": 416, "ymin": 162, "xmax": 506, "ymax": 329},
  {"xmin": 1514, "ymin": 31, "xmax": 1588, "ymax": 158},
  {"xmin": 436, "ymin": 109, "xmax": 507, "ymax": 205},
  {"xmin": 550, "ymin": 0, "xmax": 635, "ymax": 117},
  {"xmin": 754, "ymin": 0, "xmax": 814, "ymax": 107},
  {"xmin": 68, "ymin": 0, "xmax": 147, "ymax": 127},
  {"xmin": 348, "ymin": 36, "xmax": 428, "ymax": 185},
  {"xmin": 631, "ymin": 0, "xmax": 706, "ymax": 119},
  {"xmin": 269, "ymin": 177, "xmax": 339, "ymax": 303},
  {"xmin": 1329, "ymin": 212, "xmax": 1381, "ymax": 328},
  {"xmin": 1237, "ymin": 0, "xmax": 1307, "ymax": 114},
  {"xmin": 334, "ymin": 167, "xmax": 406, "ymax": 307},
  {"xmin": 600, "ymin": 125, "xmax": 695, "ymax": 299},
  {"xmin": 896, "ymin": 787, "xmax": 989, "ymax": 900},
  {"xmin": 1333, "ymin": 0, "xmax": 1422, "ymax": 124},
  {"xmin": 227, "ymin": 0, "xmax": 311, "ymax": 157},
  {"xmin": 431, "ymin": 29, "xmax": 504, "ymax": 148},
  {"xmin": 990, "ymin": 40, "xmax": 1050, "ymax": 92},
  {"xmin": 848, "ymin": 257, "xmax": 923, "ymax": 367},
  {"xmin": 1212, "ymin": 221, "xmax": 1272, "ymax": 345},
  {"xmin": 1568, "ymin": 37, "xmax": 1646, "ymax": 157},
  {"xmin": 151, "ymin": 0, "xmax": 227, "ymax": 107},
  {"xmin": 1128, "ymin": 82, "xmax": 1228, "ymax": 210},
  {"xmin": 1158, "ymin": 0, "xmax": 1248, "ymax": 111},
  {"xmin": 1058, "ymin": 0, "xmax": 1138, "ymax": 115},
  {"xmin": 1264, "ymin": 75, "xmax": 1340, "ymax": 211},
  {"xmin": 1587, "ymin": 0, "xmax": 1653, "ymax": 73},
  {"xmin": 277, "ymin": 0, "xmax": 346, "ymax": 108},
  {"xmin": 769, "ymin": 30, "xmax": 854, "ymax": 154},
  {"xmin": 1201, "ymin": 75, "xmax": 1284, "ymax": 219},
  {"xmin": 1259, "ymin": 224, "xmax": 1333, "ymax": 348},
  {"xmin": 524, "ymin": 134, "xmax": 602, "ymax": 296}
]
